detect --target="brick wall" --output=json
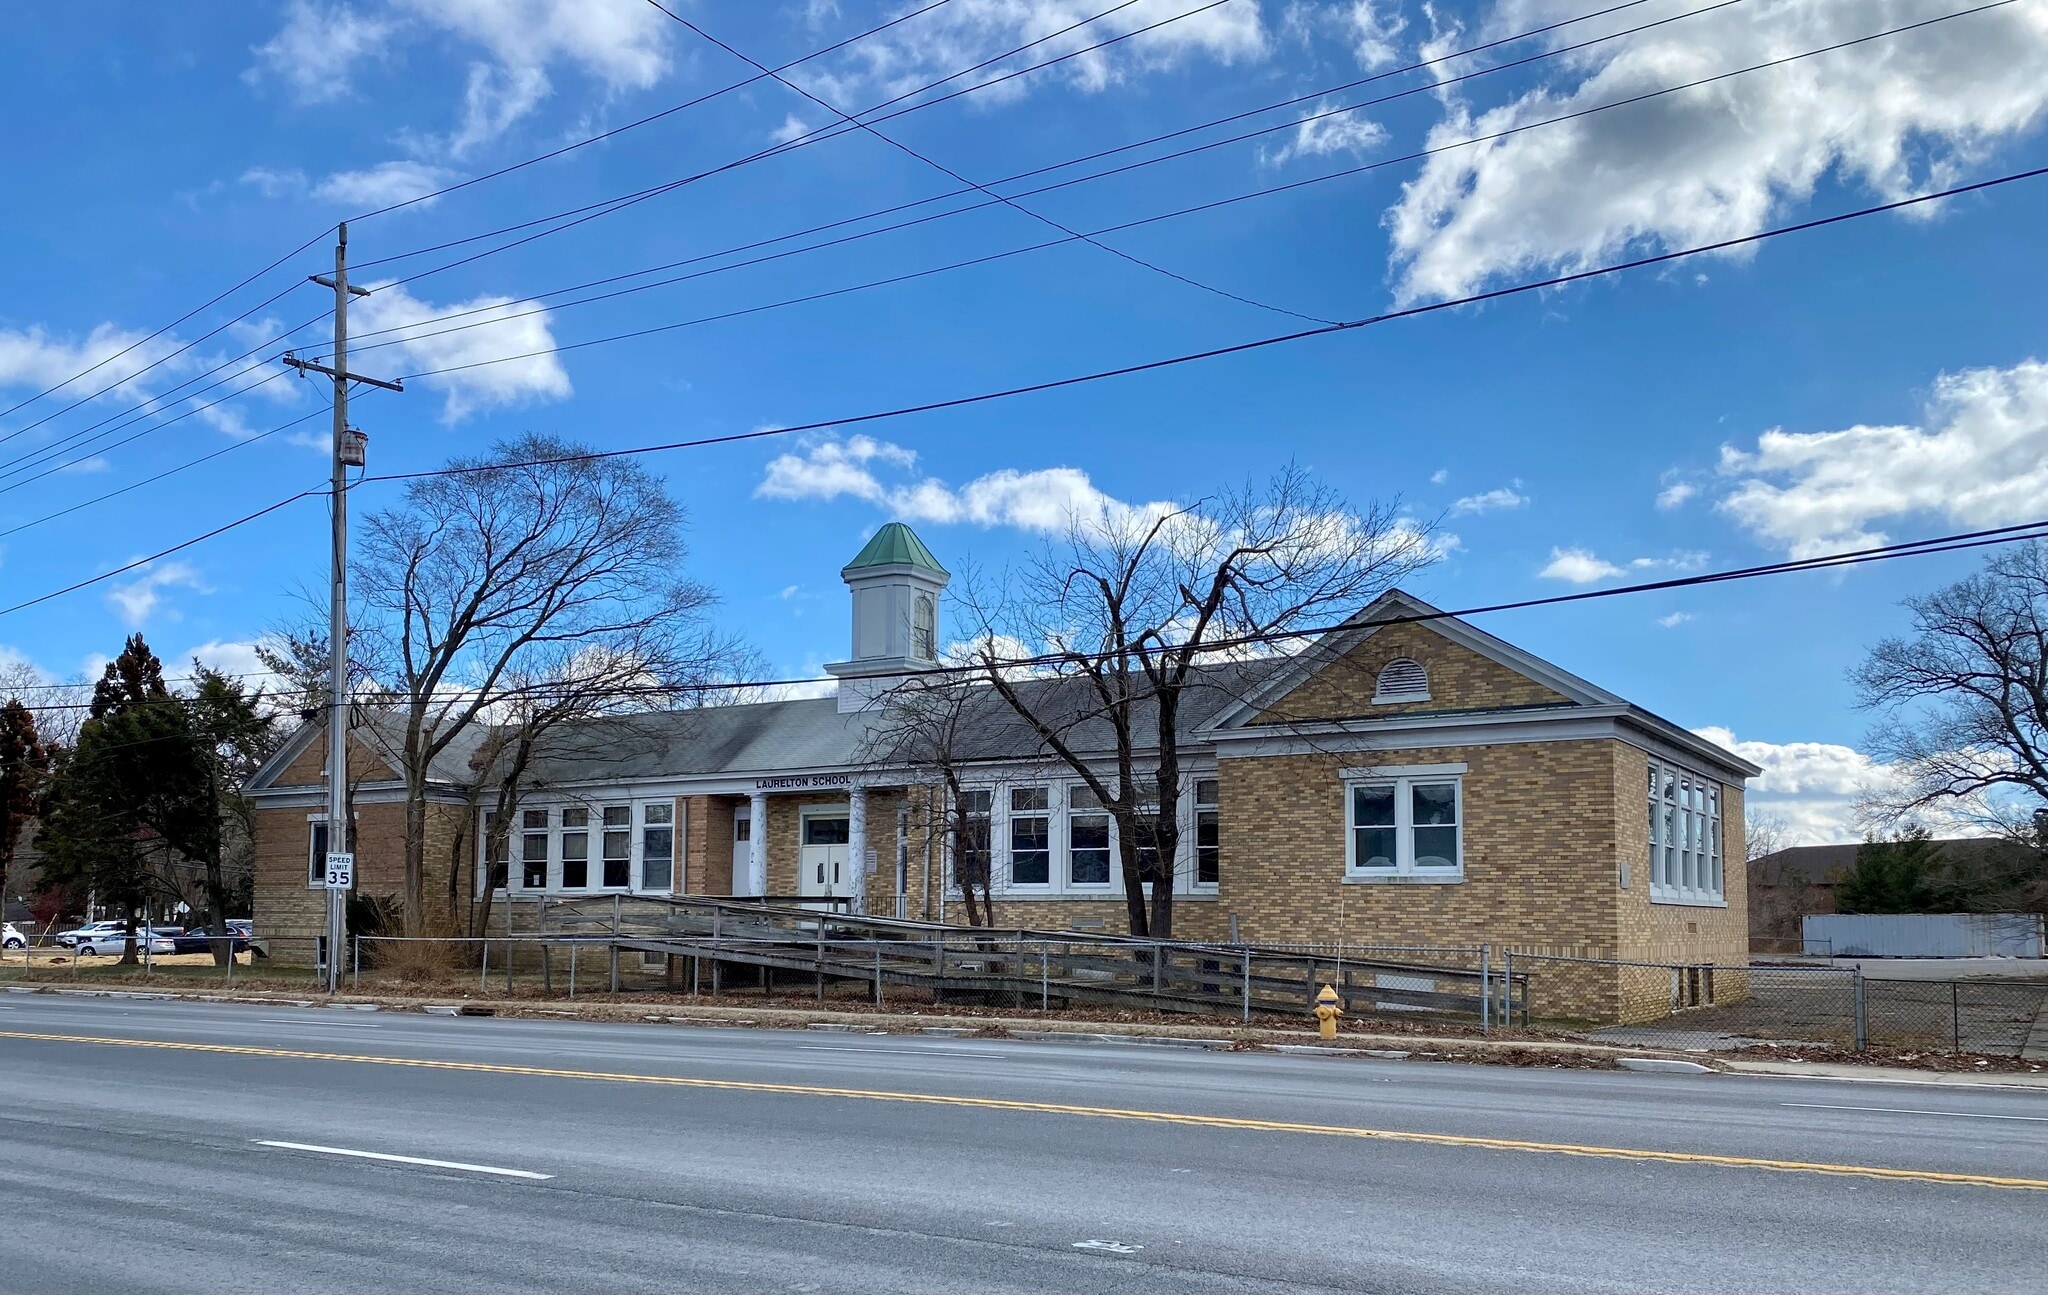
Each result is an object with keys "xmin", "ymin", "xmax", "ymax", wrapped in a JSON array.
[
  {"xmin": 253, "ymin": 797, "xmax": 469, "ymax": 964},
  {"xmin": 1254, "ymin": 621, "xmax": 1571, "ymax": 723}
]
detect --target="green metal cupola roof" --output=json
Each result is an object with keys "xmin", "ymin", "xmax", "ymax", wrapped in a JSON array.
[{"xmin": 843, "ymin": 522, "xmax": 948, "ymax": 576}]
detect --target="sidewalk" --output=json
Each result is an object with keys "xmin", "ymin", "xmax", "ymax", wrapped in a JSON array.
[{"xmin": 17, "ymin": 981, "xmax": 2048, "ymax": 1089}]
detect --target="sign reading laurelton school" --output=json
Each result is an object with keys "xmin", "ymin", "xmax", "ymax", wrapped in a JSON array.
[{"xmin": 752, "ymin": 773, "xmax": 853, "ymax": 791}]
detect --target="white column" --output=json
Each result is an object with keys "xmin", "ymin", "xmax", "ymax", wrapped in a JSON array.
[
  {"xmin": 748, "ymin": 792, "xmax": 769, "ymax": 897},
  {"xmin": 848, "ymin": 786, "xmax": 868, "ymax": 915}
]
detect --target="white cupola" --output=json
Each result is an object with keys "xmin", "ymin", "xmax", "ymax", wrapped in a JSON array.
[{"xmin": 823, "ymin": 522, "xmax": 950, "ymax": 713}]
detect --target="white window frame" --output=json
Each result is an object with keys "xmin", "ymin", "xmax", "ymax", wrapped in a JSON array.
[
  {"xmin": 517, "ymin": 807, "xmax": 551, "ymax": 891},
  {"xmin": 1193, "ymin": 778, "xmax": 1220, "ymax": 891},
  {"xmin": 1064, "ymin": 783, "xmax": 1114, "ymax": 891},
  {"xmin": 639, "ymin": 801, "xmax": 676, "ymax": 893},
  {"xmin": 1004, "ymin": 785, "xmax": 1053, "ymax": 890},
  {"xmin": 473, "ymin": 798, "xmax": 680, "ymax": 896},
  {"xmin": 1343, "ymin": 774, "xmax": 1463, "ymax": 882},
  {"xmin": 1647, "ymin": 758, "xmax": 1725, "ymax": 906},
  {"xmin": 305, "ymin": 815, "xmax": 355, "ymax": 890}
]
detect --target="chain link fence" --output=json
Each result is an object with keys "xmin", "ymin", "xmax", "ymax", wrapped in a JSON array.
[{"xmin": 1508, "ymin": 952, "xmax": 2048, "ymax": 1057}]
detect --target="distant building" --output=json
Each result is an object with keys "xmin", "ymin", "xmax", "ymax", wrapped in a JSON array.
[
  {"xmin": 247, "ymin": 523, "xmax": 1760, "ymax": 1019},
  {"xmin": 1748, "ymin": 837, "xmax": 2042, "ymax": 949}
]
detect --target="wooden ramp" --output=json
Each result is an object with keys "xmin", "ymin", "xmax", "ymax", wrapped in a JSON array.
[{"xmin": 530, "ymin": 895, "xmax": 1508, "ymax": 1023}]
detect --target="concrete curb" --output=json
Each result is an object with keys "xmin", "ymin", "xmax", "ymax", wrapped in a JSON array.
[
  {"xmin": 9, "ymin": 980, "xmax": 2037, "ymax": 1087},
  {"xmin": 1618, "ymin": 1057, "xmax": 1716, "ymax": 1074}
]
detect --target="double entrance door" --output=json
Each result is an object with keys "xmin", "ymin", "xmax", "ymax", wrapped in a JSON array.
[{"xmin": 798, "ymin": 810, "xmax": 850, "ymax": 906}]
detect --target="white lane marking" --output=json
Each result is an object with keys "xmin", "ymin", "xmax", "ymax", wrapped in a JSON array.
[
  {"xmin": 1072, "ymin": 1240, "xmax": 1143, "ymax": 1255},
  {"xmin": 796, "ymin": 1045, "xmax": 992, "ymax": 1057},
  {"xmin": 1782, "ymin": 1102, "xmax": 2048, "ymax": 1123},
  {"xmin": 253, "ymin": 1141, "xmax": 553, "ymax": 1179}
]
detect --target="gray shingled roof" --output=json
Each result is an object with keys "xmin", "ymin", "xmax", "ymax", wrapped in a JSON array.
[{"xmin": 512, "ymin": 659, "xmax": 1290, "ymax": 788}]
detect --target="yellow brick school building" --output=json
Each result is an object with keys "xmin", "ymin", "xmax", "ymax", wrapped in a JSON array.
[{"xmin": 248, "ymin": 524, "xmax": 1756, "ymax": 1022}]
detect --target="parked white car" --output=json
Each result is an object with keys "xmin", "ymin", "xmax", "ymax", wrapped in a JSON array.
[
  {"xmin": 2, "ymin": 923, "xmax": 24, "ymax": 950},
  {"xmin": 74, "ymin": 928, "xmax": 176, "ymax": 958},
  {"xmin": 55, "ymin": 920, "xmax": 126, "ymax": 948}
]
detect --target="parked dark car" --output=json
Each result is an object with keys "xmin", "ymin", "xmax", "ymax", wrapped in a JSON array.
[{"xmin": 167, "ymin": 921, "xmax": 256, "ymax": 955}]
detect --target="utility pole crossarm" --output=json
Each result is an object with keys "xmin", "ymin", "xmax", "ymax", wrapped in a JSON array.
[
  {"xmin": 310, "ymin": 273, "xmax": 373, "ymax": 298},
  {"xmin": 281, "ymin": 353, "xmax": 405, "ymax": 393}
]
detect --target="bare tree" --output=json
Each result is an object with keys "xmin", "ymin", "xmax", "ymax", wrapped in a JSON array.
[
  {"xmin": 863, "ymin": 676, "xmax": 1009, "ymax": 926},
  {"xmin": 1853, "ymin": 541, "xmax": 2048, "ymax": 844},
  {"xmin": 962, "ymin": 465, "xmax": 1435, "ymax": 938},
  {"xmin": 356, "ymin": 433, "xmax": 728, "ymax": 933},
  {"xmin": 455, "ymin": 628, "xmax": 749, "ymax": 937}
]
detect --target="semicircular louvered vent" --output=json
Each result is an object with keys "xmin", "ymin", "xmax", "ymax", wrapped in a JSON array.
[{"xmin": 1372, "ymin": 657, "xmax": 1430, "ymax": 704}]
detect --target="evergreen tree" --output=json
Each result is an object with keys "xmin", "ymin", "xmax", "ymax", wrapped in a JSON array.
[
  {"xmin": 0, "ymin": 697, "xmax": 50, "ymax": 923},
  {"xmin": 1836, "ymin": 826, "xmax": 1954, "ymax": 914}
]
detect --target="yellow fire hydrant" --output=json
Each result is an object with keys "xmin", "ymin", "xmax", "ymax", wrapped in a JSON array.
[{"xmin": 1313, "ymin": 983, "xmax": 1343, "ymax": 1040}]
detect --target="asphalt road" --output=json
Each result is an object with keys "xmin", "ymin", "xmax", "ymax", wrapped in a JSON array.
[{"xmin": 1, "ymin": 993, "xmax": 2045, "ymax": 1294}]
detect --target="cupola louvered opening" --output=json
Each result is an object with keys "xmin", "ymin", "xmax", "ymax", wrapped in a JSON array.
[{"xmin": 1373, "ymin": 657, "xmax": 1430, "ymax": 703}]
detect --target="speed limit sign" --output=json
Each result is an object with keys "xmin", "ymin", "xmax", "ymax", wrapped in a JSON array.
[{"xmin": 324, "ymin": 852, "xmax": 355, "ymax": 889}]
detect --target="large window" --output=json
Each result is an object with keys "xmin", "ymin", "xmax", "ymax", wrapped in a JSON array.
[
  {"xmin": 1648, "ymin": 759, "xmax": 1723, "ymax": 904},
  {"xmin": 602, "ymin": 806, "xmax": 632, "ymax": 888},
  {"xmin": 520, "ymin": 809, "xmax": 549, "ymax": 889},
  {"xmin": 1009, "ymin": 787, "xmax": 1050, "ymax": 885},
  {"xmin": 1346, "ymin": 777, "xmax": 1461, "ymax": 878},
  {"xmin": 1194, "ymin": 779, "xmax": 1220, "ymax": 887},
  {"xmin": 560, "ymin": 808, "xmax": 590, "ymax": 889},
  {"xmin": 1068, "ymin": 785, "xmax": 1111, "ymax": 885},
  {"xmin": 641, "ymin": 802, "xmax": 674, "ymax": 891}
]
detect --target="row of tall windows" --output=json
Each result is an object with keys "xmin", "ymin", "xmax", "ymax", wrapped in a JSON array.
[{"xmin": 960, "ymin": 780, "xmax": 1221, "ymax": 892}]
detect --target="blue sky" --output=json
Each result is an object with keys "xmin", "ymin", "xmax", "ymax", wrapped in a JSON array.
[{"xmin": 1, "ymin": 0, "xmax": 2044, "ymax": 841}]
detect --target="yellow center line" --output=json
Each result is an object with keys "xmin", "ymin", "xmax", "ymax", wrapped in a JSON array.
[{"xmin": 4, "ymin": 1028, "xmax": 2042, "ymax": 1192}]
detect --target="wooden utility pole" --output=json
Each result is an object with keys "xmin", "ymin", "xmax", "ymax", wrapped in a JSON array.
[{"xmin": 283, "ymin": 223, "xmax": 402, "ymax": 994}]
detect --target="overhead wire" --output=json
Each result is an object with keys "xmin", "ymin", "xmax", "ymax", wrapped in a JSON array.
[
  {"xmin": 369, "ymin": 162, "xmax": 2048, "ymax": 463},
  {"xmin": 3, "ymin": 158, "xmax": 2039, "ymax": 628},
  {"xmin": 14, "ymin": 516, "xmax": 2048, "ymax": 719},
  {"xmin": 646, "ymin": 0, "xmax": 1331, "ymax": 323}
]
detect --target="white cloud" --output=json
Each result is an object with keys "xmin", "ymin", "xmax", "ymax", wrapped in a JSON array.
[
  {"xmin": 1449, "ymin": 485, "xmax": 1526, "ymax": 516},
  {"xmin": 0, "ymin": 320, "xmax": 285, "ymax": 440},
  {"xmin": 1261, "ymin": 101, "xmax": 1389, "ymax": 166},
  {"xmin": 239, "ymin": 165, "xmax": 308, "ymax": 198},
  {"xmin": 1386, "ymin": 0, "xmax": 2048, "ymax": 303},
  {"xmin": 105, "ymin": 561, "xmax": 207, "ymax": 627},
  {"xmin": 1538, "ymin": 546, "xmax": 1623, "ymax": 584},
  {"xmin": 1693, "ymin": 726, "xmax": 1908, "ymax": 845},
  {"xmin": 1538, "ymin": 545, "xmax": 1705, "ymax": 583},
  {"xmin": 760, "ymin": 434, "xmax": 1136, "ymax": 534},
  {"xmin": 249, "ymin": 0, "xmax": 672, "ymax": 150},
  {"xmin": 1717, "ymin": 359, "xmax": 2048, "ymax": 558},
  {"xmin": 56, "ymin": 456, "xmax": 111, "ymax": 475},
  {"xmin": 770, "ymin": 114, "xmax": 812, "ymax": 145},
  {"xmin": 352, "ymin": 281, "xmax": 570, "ymax": 422},
  {"xmin": 247, "ymin": 0, "xmax": 395, "ymax": 103},
  {"xmin": 803, "ymin": 0, "xmax": 1269, "ymax": 105},
  {"xmin": 1655, "ymin": 481, "xmax": 1697, "ymax": 510},
  {"xmin": 1655, "ymin": 611, "xmax": 1693, "ymax": 628},
  {"xmin": 1343, "ymin": 0, "xmax": 1406, "ymax": 69},
  {"xmin": 312, "ymin": 160, "xmax": 459, "ymax": 207},
  {"xmin": 1428, "ymin": 468, "xmax": 1448, "ymax": 485}
]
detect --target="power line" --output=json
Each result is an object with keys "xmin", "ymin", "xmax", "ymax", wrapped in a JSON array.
[
  {"xmin": 3, "ymin": 160, "xmax": 2036, "ymax": 628},
  {"xmin": 0, "ymin": 230, "xmax": 326, "ymax": 431},
  {"xmin": 0, "ymin": 0, "xmax": 1188, "ymax": 491},
  {"xmin": 24, "ymin": 0, "xmax": 1737, "ymax": 486},
  {"xmin": 347, "ymin": 0, "xmax": 966, "ymax": 221},
  {"xmin": 0, "ymin": 489, "xmax": 321, "ymax": 619},
  {"xmin": 367, "ymin": 163, "xmax": 2048, "ymax": 471},
  {"xmin": 14, "ymin": 517, "xmax": 2048, "ymax": 718},
  {"xmin": 335, "ymin": 0, "xmax": 1896, "ymax": 381},
  {"xmin": 648, "ymin": 0, "xmax": 1329, "ymax": 324},
  {"xmin": 348, "ymin": 0, "xmax": 1233, "ymax": 287}
]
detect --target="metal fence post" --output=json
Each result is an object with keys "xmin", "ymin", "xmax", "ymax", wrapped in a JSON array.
[
  {"xmin": 1852, "ymin": 968, "xmax": 1867, "ymax": 1051},
  {"xmin": 816, "ymin": 926, "xmax": 826, "ymax": 1003},
  {"xmin": 1242, "ymin": 947, "xmax": 1251, "ymax": 1023},
  {"xmin": 352, "ymin": 937, "xmax": 360, "ymax": 991},
  {"xmin": 874, "ymin": 943, "xmax": 883, "ymax": 1008},
  {"xmin": 1504, "ymin": 950, "xmax": 1515, "ymax": 1028},
  {"xmin": 610, "ymin": 895, "xmax": 622, "ymax": 994},
  {"xmin": 1951, "ymin": 980, "xmax": 1962, "ymax": 1054},
  {"xmin": 569, "ymin": 942, "xmax": 577, "ymax": 999},
  {"xmin": 1152, "ymin": 941, "xmax": 1163, "ymax": 1000},
  {"xmin": 1479, "ymin": 944, "xmax": 1491, "ymax": 1034},
  {"xmin": 1041, "ymin": 941, "xmax": 1049, "ymax": 1011},
  {"xmin": 480, "ymin": 938, "xmax": 489, "ymax": 991}
]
